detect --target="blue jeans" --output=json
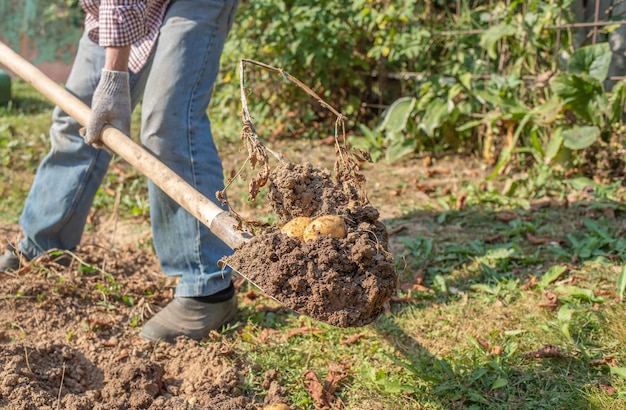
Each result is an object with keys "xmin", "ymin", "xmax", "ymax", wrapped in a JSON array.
[{"xmin": 18, "ymin": 0, "xmax": 239, "ymax": 297}]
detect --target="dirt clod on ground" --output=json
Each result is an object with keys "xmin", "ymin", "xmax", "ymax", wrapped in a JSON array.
[{"xmin": 223, "ymin": 162, "xmax": 398, "ymax": 327}]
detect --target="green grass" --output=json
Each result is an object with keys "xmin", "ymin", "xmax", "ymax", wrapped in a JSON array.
[
  {"xmin": 226, "ymin": 203, "xmax": 626, "ymax": 409},
  {"xmin": 3, "ymin": 80, "xmax": 626, "ymax": 409},
  {"xmin": 0, "ymin": 80, "xmax": 150, "ymax": 225},
  {"xmin": 0, "ymin": 82, "xmax": 54, "ymax": 222}
]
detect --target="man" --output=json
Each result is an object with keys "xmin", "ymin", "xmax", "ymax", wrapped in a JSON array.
[{"xmin": 0, "ymin": 0, "xmax": 240, "ymax": 343}]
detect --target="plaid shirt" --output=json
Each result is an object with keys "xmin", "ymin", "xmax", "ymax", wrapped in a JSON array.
[{"xmin": 80, "ymin": 0, "xmax": 170, "ymax": 73}]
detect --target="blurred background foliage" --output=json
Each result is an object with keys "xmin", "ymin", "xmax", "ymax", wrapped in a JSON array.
[{"xmin": 6, "ymin": 0, "xmax": 626, "ymax": 183}]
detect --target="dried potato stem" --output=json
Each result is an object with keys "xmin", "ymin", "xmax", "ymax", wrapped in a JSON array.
[
  {"xmin": 220, "ymin": 59, "xmax": 372, "ymax": 221},
  {"xmin": 240, "ymin": 59, "xmax": 349, "ymax": 154},
  {"xmin": 240, "ymin": 59, "xmax": 371, "ymax": 205},
  {"xmin": 238, "ymin": 61, "xmax": 285, "ymax": 163}
]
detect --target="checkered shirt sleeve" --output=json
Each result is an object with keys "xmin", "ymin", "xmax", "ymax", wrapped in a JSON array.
[{"xmin": 80, "ymin": 0, "xmax": 170, "ymax": 73}]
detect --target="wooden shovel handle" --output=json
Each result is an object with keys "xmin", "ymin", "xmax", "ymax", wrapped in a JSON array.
[{"xmin": 0, "ymin": 41, "xmax": 251, "ymax": 250}]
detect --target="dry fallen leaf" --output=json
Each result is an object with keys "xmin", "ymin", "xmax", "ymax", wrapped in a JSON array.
[
  {"xmin": 303, "ymin": 370, "xmax": 326, "ymax": 408},
  {"xmin": 494, "ymin": 211, "xmax": 520, "ymax": 222},
  {"xmin": 387, "ymin": 225, "xmax": 407, "ymax": 236},
  {"xmin": 281, "ymin": 326, "xmax": 324, "ymax": 342},
  {"xmin": 538, "ymin": 290, "xmax": 559, "ymax": 310},
  {"xmin": 599, "ymin": 383, "xmax": 616, "ymax": 395},
  {"xmin": 484, "ymin": 234, "xmax": 504, "ymax": 244},
  {"xmin": 520, "ymin": 275, "xmax": 538, "ymax": 290},
  {"xmin": 324, "ymin": 363, "xmax": 350, "ymax": 398},
  {"xmin": 526, "ymin": 232, "xmax": 564, "ymax": 246},
  {"xmin": 476, "ymin": 337, "xmax": 490, "ymax": 352},
  {"xmin": 244, "ymin": 288, "xmax": 259, "ymax": 301},
  {"xmin": 589, "ymin": 356, "xmax": 618, "ymax": 367},
  {"xmin": 456, "ymin": 191, "xmax": 468, "ymax": 210},
  {"xmin": 603, "ymin": 208, "xmax": 616, "ymax": 219},
  {"xmin": 382, "ymin": 300, "xmax": 392, "ymax": 316},
  {"xmin": 340, "ymin": 333, "xmax": 364, "ymax": 346},
  {"xmin": 425, "ymin": 168, "xmax": 450, "ymax": 177},
  {"xmin": 522, "ymin": 345, "xmax": 570, "ymax": 360},
  {"xmin": 415, "ymin": 183, "xmax": 437, "ymax": 194},
  {"xmin": 256, "ymin": 328, "xmax": 281, "ymax": 344},
  {"xmin": 413, "ymin": 284, "xmax": 433, "ymax": 293},
  {"xmin": 303, "ymin": 364, "xmax": 350, "ymax": 410},
  {"xmin": 530, "ymin": 199, "xmax": 561, "ymax": 210},
  {"xmin": 86, "ymin": 317, "xmax": 112, "ymax": 330}
]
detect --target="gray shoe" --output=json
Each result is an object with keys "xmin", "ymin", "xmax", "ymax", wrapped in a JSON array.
[
  {"xmin": 140, "ymin": 296, "xmax": 237, "ymax": 343},
  {"xmin": 0, "ymin": 245, "xmax": 20, "ymax": 272}
]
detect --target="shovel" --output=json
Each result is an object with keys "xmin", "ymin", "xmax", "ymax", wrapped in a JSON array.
[
  {"xmin": 0, "ymin": 40, "xmax": 252, "ymax": 251},
  {"xmin": 0, "ymin": 43, "xmax": 398, "ymax": 327}
]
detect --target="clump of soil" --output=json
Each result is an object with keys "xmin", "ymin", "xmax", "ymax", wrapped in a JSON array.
[{"xmin": 223, "ymin": 162, "xmax": 397, "ymax": 327}]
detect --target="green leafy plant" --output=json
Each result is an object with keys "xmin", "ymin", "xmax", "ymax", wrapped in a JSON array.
[
  {"xmin": 338, "ymin": 1, "xmax": 626, "ymax": 186},
  {"xmin": 351, "ymin": 77, "xmax": 475, "ymax": 162}
]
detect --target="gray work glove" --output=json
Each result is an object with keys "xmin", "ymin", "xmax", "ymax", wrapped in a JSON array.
[{"xmin": 83, "ymin": 69, "xmax": 131, "ymax": 148}]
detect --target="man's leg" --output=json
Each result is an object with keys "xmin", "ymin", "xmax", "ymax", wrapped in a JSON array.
[
  {"xmin": 6, "ymin": 33, "xmax": 147, "ymax": 265},
  {"xmin": 18, "ymin": 34, "xmax": 111, "ymax": 259},
  {"xmin": 139, "ymin": 0, "xmax": 240, "ymax": 342}
]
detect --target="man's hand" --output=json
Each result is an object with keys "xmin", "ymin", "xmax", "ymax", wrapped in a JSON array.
[
  {"xmin": 84, "ymin": 46, "xmax": 131, "ymax": 148},
  {"xmin": 84, "ymin": 69, "xmax": 131, "ymax": 148}
]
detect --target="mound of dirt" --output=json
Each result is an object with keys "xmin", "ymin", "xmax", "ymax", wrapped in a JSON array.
[
  {"xmin": 223, "ymin": 162, "xmax": 398, "ymax": 327},
  {"xmin": 0, "ymin": 223, "xmax": 262, "ymax": 409},
  {"xmin": 0, "ymin": 337, "xmax": 256, "ymax": 410}
]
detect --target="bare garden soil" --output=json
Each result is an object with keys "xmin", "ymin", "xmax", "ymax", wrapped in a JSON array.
[
  {"xmin": 0, "ymin": 139, "xmax": 487, "ymax": 409},
  {"xmin": 0, "ymin": 222, "xmax": 259, "ymax": 409}
]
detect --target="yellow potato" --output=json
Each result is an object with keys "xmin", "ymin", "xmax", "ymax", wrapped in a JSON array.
[
  {"xmin": 262, "ymin": 405, "xmax": 290, "ymax": 410},
  {"xmin": 280, "ymin": 216, "xmax": 312, "ymax": 241},
  {"xmin": 302, "ymin": 215, "xmax": 347, "ymax": 242}
]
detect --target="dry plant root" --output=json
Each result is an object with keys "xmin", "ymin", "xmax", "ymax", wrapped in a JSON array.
[{"xmin": 220, "ymin": 60, "xmax": 397, "ymax": 327}]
